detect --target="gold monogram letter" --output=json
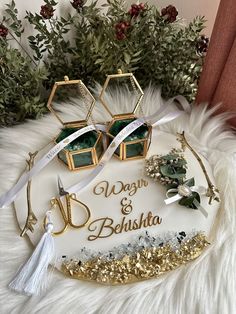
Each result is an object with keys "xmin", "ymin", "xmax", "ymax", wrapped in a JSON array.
[{"xmin": 87, "ymin": 217, "xmax": 114, "ymax": 241}]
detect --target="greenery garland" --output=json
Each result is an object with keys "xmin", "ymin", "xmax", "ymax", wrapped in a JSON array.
[{"xmin": 0, "ymin": 0, "xmax": 208, "ymax": 126}]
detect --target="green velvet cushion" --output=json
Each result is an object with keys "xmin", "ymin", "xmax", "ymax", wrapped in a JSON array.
[
  {"xmin": 109, "ymin": 118, "xmax": 148, "ymax": 142},
  {"xmin": 56, "ymin": 127, "xmax": 98, "ymax": 151}
]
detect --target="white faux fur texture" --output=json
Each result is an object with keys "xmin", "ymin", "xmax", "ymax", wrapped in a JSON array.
[{"xmin": 0, "ymin": 86, "xmax": 236, "ymax": 314}]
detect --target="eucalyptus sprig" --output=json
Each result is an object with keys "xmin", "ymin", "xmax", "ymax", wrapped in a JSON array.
[{"xmin": 145, "ymin": 149, "xmax": 187, "ymax": 188}]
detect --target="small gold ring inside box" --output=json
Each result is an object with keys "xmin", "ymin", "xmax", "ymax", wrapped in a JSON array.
[
  {"xmin": 99, "ymin": 70, "xmax": 152, "ymax": 160},
  {"xmin": 47, "ymin": 76, "xmax": 104, "ymax": 171}
]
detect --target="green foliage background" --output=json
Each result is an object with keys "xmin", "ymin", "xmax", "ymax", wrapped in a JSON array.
[{"xmin": 0, "ymin": 0, "xmax": 206, "ymax": 126}]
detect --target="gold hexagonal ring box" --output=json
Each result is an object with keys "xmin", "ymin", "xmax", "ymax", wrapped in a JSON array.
[
  {"xmin": 47, "ymin": 76, "xmax": 104, "ymax": 171},
  {"xmin": 99, "ymin": 70, "xmax": 152, "ymax": 160}
]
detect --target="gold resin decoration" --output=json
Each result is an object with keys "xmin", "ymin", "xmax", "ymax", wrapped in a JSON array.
[
  {"xmin": 61, "ymin": 233, "xmax": 209, "ymax": 285},
  {"xmin": 47, "ymin": 76, "xmax": 95, "ymax": 127}
]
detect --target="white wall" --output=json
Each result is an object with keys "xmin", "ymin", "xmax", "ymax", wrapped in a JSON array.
[{"xmin": 0, "ymin": 0, "xmax": 220, "ymax": 37}]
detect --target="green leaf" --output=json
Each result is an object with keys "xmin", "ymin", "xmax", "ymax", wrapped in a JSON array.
[
  {"xmin": 28, "ymin": 36, "xmax": 35, "ymax": 41},
  {"xmin": 178, "ymin": 192, "xmax": 200, "ymax": 209},
  {"xmin": 184, "ymin": 177, "xmax": 195, "ymax": 187},
  {"xmin": 162, "ymin": 154, "xmax": 179, "ymax": 160},
  {"xmin": 160, "ymin": 165, "xmax": 186, "ymax": 179},
  {"xmin": 124, "ymin": 52, "xmax": 131, "ymax": 65}
]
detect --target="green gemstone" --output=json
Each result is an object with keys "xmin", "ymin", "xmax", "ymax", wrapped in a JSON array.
[{"xmin": 109, "ymin": 118, "xmax": 148, "ymax": 142}]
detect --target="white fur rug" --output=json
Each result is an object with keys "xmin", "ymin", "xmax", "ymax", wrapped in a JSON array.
[{"xmin": 0, "ymin": 87, "xmax": 236, "ymax": 314}]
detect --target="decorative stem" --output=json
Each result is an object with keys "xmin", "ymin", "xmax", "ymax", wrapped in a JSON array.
[
  {"xmin": 177, "ymin": 131, "xmax": 220, "ymax": 204},
  {"xmin": 20, "ymin": 151, "xmax": 38, "ymax": 237},
  {"xmin": 8, "ymin": 30, "xmax": 37, "ymax": 66}
]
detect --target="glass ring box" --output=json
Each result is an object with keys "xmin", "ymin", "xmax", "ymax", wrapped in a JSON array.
[
  {"xmin": 99, "ymin": 70, "xmax": 152, "ymax": 160},
  {"xmin": 47, "ymin": 76, "xmax": 104, "ymax": 171}
]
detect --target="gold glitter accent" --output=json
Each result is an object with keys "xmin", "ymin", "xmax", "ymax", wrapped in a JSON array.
[{"xmin": 61, "ymin": 233, "xmax": 209, "ymax": 285}]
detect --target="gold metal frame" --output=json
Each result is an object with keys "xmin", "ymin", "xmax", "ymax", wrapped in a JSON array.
[
  {"xmin": 57, "ymin": 131, "xmax": 104, "ymax": 171},
  {"xmin": 47, "ymin": 76, "xmax": 95, "ymax": 127},
  {"xmin": 99, "ymin": 70, "xmax": 144, "ymax": 118},
  {"xmin": 47, "ymin": 76, "xmax": 104, "ymax": 171},
  {"xmin": 106, "ymin": 116, "xmax": 152, "ymax": 161},
  {"xmin": 124, "ymin": 139, "xmax": 146, "ymax": 159},
  {"xmin": 98, "ymin": 70, "xmax": 152, "ymax": 161}
]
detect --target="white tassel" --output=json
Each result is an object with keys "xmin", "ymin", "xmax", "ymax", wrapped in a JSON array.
[{"xmin": 9, "ymin": 212, "xmax": 55, "ymax": 296}]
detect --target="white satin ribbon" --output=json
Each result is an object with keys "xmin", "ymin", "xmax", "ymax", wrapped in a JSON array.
[
  {"xmin": 0, "ymin": 95, "xmax": 189, "ymax": 208},
  {"xmin": 164, "ymin": 184, "xmax": 208, "ymax": 218},
  {"xmin": 0, "ymin": 124, "xmax": 106, "ymax": 208}
]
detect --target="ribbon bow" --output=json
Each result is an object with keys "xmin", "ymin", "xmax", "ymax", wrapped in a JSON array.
[{"xmin": 164, "ymin": 179, "xmax": 208, "ymax": 218}]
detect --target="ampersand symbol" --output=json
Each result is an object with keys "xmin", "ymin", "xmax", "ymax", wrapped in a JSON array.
[{"xmin": 120, "ymin": 197, "xmax": 133, "ymax": 215}]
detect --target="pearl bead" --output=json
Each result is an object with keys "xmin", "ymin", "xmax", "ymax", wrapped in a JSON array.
[{"xmin": 178, "ymin": 185, "xmax": 192, "ymax": 197}]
